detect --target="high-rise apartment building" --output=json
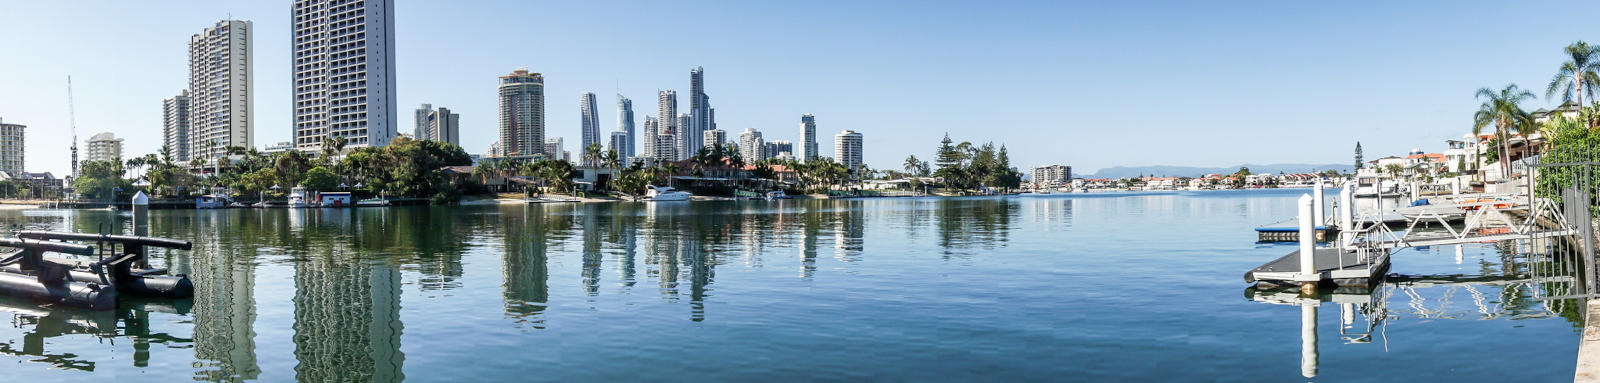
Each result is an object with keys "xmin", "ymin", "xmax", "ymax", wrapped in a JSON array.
[
  {"xmin": 498, "ymin": 68, "xmax": 545, "ymax": 157},
  {"xmin": 0, "ymin": 118, "xmax": 22, "ymax": 175},
  {"xmin": 834, "ymin": 130, "xmax": 863, "ymax": 174},
  {"xmin": 1032, "ymin": 165, "xmax": 1072, "ymax": 186},
  {"xmin": 163, "ymin": 91, "xmax": 192, "ymax": 162},
  {"xmin": 739, "ymin": 128, "xmax": 764, "ymax": 161},
  {"xmin": 799, "ymin": 114, "xmax": 817, "ymax": 161},
  {"xmin": 656, "ymin": 90, "xmax": 676, "ymax": 158},
  {"xmin": 703, "ymin": 129, "xmax": 726, "ymax": 151},
  {"xmin": 641, "ymin": 116, "xmax": 657, "ymax": 160},
  {"xmin": 414, "ymin": 104, "xmax": 459, "ymax": 145},
  {"xmin": 292, "ymin": 0, "xmax": 398, "ymax": 151},
  {"xmin": 86, "ymin": 132, "xmax": 124, "ymax": 163},
  {"xmin": 580, "ymin": 92, "xmax": 600, "ymax": 164},
  {"xmin": 616, "ymin": 94, "xmax": 635, "ymax": 159},
  {"xmin": 189, "ymin": 20, "xmax": 253, "ymax": 160},
  {"xmin": 544, "ymin": 137, "xmax": 566, "ymax": 162}
]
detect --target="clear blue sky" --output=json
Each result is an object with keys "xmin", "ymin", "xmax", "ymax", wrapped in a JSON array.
[{"xmin": 2, "ymin": 0, "xmax": 1598, "ymax": 177}]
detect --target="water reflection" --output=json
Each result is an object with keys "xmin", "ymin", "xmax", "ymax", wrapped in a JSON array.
[
  {"xmin": 0, "ymin": 197, "xmax": 1027, "ymax": 378},
  {"xmin": 1246, "ymin": 238, "xmax": 1587, "ymax": 378}
]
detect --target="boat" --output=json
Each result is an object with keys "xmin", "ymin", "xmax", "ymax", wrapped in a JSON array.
[
  {"xmin": 195, "ymin": 194, "xmax": 230, "ymax": 209},
  {"xmin": 287, "ymin": 186, "xmax": 310, "ymax": 208},
  {"xmin": 764, "ymin": 190, "xmax": 790, "ymax": 200},
  {"xmin": 1393, "ymin": 199, "xmax": 1467, "ymax": 220},
  {"xmin": 357, "ymin": 198, "xmax": 391, "ymax": 207},
  {"xmin": 645, "ymin": 185, "xmax": 692, "ymax": 201}
]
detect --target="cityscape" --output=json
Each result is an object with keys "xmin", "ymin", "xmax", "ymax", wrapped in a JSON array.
[{"xmin": 7, "ymin": 1, "xmax": 1600, "ymax": 382}]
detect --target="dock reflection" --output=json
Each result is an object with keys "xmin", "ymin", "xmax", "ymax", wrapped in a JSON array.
[{"xmin": 1246, "ymin": 240, "xmax": 1587, "ymax": 378}]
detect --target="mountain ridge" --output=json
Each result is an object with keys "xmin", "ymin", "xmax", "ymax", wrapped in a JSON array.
[{"xmin": 1084, "ymin": 164, "xmax": 1353, "ymax": 179}]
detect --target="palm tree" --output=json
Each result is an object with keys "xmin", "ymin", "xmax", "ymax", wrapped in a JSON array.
[
  {"xmin": 1473, "ymin": 84, "xmax": 1536, "ymax": 180},
  {"xmin": 1548, "ymin": 41, "xmax": 1600, "ymax": 126},
  {"xmin": 583, "ymin": 143, "xmax": 603, "ymax": 167}
]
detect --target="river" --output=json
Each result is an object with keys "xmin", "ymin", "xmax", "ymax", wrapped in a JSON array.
[{"xmin": 0, "ymin": 190, "xmax": 1582, "ymax": 381}]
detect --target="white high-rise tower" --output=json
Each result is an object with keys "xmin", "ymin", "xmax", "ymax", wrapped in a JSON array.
[
  {"xmin": 292, "ymin": 0, "xmax": 398, "ymax": 151},
  {"xmin": 189, "ymin": 20, "xmax": 253, "ymax": 160}
]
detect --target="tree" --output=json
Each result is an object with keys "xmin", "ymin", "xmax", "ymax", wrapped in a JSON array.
[
  {"xmin": 1548, "ymin": 41, "xmax": 1600, "ymax": 127},
  {"xmin": 904, "ymin": 155, "xmax": 922, "ymax": 176},
  {"xmin": 1473, "ymin": 84, "xmax": 1535, "ymax": 179},
  {"xmin": 302, "ymin": 166, "xmax": 339, "ymax": 191},
  {"xmin": 583, "ymin": 143, "xmax": 603, "ymax": 167},
  {"xmin": 1353, "ymin": 142, "xmax": 1364, "ymax": 170}
]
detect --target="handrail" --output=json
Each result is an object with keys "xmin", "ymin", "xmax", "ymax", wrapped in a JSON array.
[{"xmin": 17, "ymin": 231, "xmax": 192, "ymax": 250}]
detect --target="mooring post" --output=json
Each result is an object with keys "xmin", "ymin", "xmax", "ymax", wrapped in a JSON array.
[
  {"xmin": 1313, "ymin": 180, "xmax": 1326, "ymax": 228},
  {"xmin": 132, "ymin": 191, "xmax": 149, "ymax": 268},
  {"xmin": 1409, "ymin": 181, "xmax": 1418, "ymax": 204},
  {"xmin": 1298, "ymin": 194, "xmax": 1317, "ymax": 293},
  {"xmin": 1338, "ymin": 187, "xmax": 1353, "ymax": 232}
]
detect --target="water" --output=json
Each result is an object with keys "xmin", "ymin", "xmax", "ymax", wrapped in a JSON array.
[{"xmin": 0, "ymin": 191, "xmax": 1583, "ymax": 381}]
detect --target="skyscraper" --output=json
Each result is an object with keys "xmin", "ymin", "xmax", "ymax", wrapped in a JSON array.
[
  {"xmin": 189, "ymin": 20, "xmax": 252, "ymax": 160},
  {"xmin": 764, "ymin": 140, "xmax": 793, "ymax": 160},
  {"xmin": 835, "ymin": 130, "xmax": 864, "ymax": 174},
  {"xmin": 738, "ymin": 128, "xmax": 764, "ymax": 161},
  {"xmin": 292, "ymin": 0, "xmax": 398, "ymax": 151},
  {"xmin": 676, "ymin": 113, "xmax": 691, "ymax": 158},
  {"xmin": 799, "ymin": 114, "xmax": 817, "ymax": 161},
  {"xmin": 414, "ymin": 104, "xmax": 459, "ymax": 145},
  {"xmin": 498, "ymin": 68, "xmax": 545, "ymax": 157},
  {"xmin": 608, "ymin": 131, "xmax": 629, "ymax": 161},
  {"xmin": 579, "ymin": 92, "xmax": 600, "ymax": 165},
  {"xmin": 0, "ymin": 118, "xmax": 22, "ymax": 175},
  {"xmin": 413, "ymin": 103, "xmax": 432, "ymax": 138},
  {"xmin": 656, "ymin": 90, "xmax": 677, "ymax": 158},
  {"xmin": 163, "ymin": 90, "xmax": 192, "ymax": 162},
  {"xmin": 687, "ymin": 67, "xmax": 709, "ymax": 156},
  {"xmin": 616, "ymin": 94, "xmax": 635, "ymax": 159}
]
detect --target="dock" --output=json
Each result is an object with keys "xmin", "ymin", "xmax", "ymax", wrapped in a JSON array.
[
  {"xmin": 1579, "ymin": 300, "xmax": 1600, "ymax": 382},
  {"xmin": 1244, "ymin": 248, "xmax": 1390, "ymax": 288},
  {"xmin": 1255, "ymin": 219, "xmax": 1332, "ymax": 242}
]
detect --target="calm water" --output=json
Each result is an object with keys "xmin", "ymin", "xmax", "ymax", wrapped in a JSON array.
[{"xmin": 0, "ymin": 190, "xmax": 1583, "ymax": 381}]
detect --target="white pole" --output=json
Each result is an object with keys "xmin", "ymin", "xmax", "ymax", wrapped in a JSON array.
[
  {"xmin": 1302, "ymin": 303, "xmax": 1319, "ymax": 379},
  {"xmin": 1339, "ymin": 187, "xmax": 1353, "ymax": 232},
  {"xmin": 1298, "ymin": 194, "xmax": 1316, "ymax": 286},
  {"xmin": 1409, "ymin": 181, "xmax": 1419, "ymax": 203},
  {"xmin": 1313, "ymin": 180, "xmax": 1326, "ymax": 227}
]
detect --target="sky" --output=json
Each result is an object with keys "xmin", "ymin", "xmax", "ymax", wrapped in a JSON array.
[{"xmin": 3, "ymin": 1, "xmax": 1600, "ymax": 177}]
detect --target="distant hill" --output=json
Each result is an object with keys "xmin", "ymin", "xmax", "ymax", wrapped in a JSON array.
[{"xmin": 1084, "ymin": 164, "xmax": 1353, "ymax": 179}]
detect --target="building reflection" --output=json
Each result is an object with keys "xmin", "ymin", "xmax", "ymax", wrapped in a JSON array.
[
  {"xmin": 501, "ymin": 204, "xmax": 553, "ymax": 329},
  {"xmin": 291, "ymin": 214, "xmax": 405, "ymax": 382},
  {"xmin": 186, "ymin": 211, "xmax": 262, "ymax": 381}
]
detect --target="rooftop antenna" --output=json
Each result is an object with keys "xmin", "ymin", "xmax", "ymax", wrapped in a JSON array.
[{"xmin": 68, "ymin": 76, "xmax": 79, "ymax": 178}]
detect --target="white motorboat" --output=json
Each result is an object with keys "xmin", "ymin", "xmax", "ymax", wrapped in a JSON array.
[
  {"xmin": 287, "ymin": 187, "xmax": 310, "ymax": 208},
  {"xmin": 645, "ymin": 185, "xmax": 692, "ymax": 201},
  {"xmin": 764, "ymin": 190, "xmax": 790, "ymax": 201},
  {"xmin": 1394, "ymin": 200, "xmax": 1467, "ymax": 220}
]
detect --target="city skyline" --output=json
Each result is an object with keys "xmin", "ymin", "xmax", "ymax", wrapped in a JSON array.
[{"xmin": 11, "ymin": 2, "xmax": 1600, "ymax": 176}]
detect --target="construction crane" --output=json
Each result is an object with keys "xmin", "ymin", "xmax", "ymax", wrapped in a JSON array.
[{"xmin": 67, "ymin": 76, "xmax": 79, "ymax": 178}]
